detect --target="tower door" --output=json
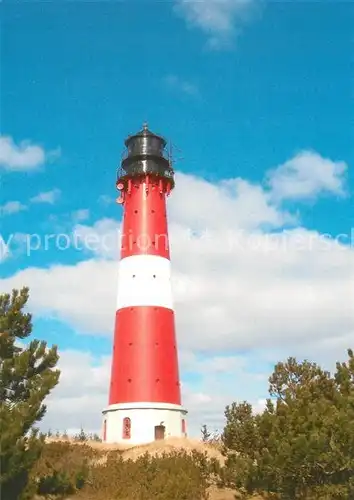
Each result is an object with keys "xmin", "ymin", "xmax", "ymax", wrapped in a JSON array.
[{"xmin": 154, "ymin": 425, "xmax": 165, "ymax": 440}]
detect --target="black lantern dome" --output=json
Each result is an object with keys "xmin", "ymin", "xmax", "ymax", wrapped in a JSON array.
[{"xmin": 118, "ymin": 123, "xmax": 174, "ymax": 188}]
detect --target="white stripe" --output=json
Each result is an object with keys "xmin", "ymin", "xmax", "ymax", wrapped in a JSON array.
[
  {"xmin": 103, "ymin": 402, "xmax": 187, "ymax": 412},
  {"xmin": 102, "ymin": 404, "xmax": 187, "ymax": 444},
  {"xmin": 116, "ymin": 254, "xmax": 173, "ymax": 309}
]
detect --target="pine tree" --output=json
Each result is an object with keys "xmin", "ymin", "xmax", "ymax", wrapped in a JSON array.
[
  {"xmin": 0, "ymin": 287, "xmax": 60, "ymax": 499},
  {"xmin": 221, "ymin": 348, "xmax": 354, "ymax": 499},
  {"xmin": 200, "ymin": 424, "xmax": 211, "ymax": 442},
  {"xmin": 75, "ymin": 427, "xmax": 87, "ymax": 442}
]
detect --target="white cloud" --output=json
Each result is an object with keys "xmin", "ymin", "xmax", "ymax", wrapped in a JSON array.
[
  {"xmin": 30, "ymin": 189, "xmax": 61, "ymax": 204},
  {"xmin": 0, "ymin": 136, "xmax": 59, "ymax": 172},
  {"xmin": 72, "ymin": 209, "xmax": 90, "ymax": 223},
  {"xmin": 41, "ymin": 348, "xmax": 268, "ymax": 437},
  {"xmin": 98, "ymin": 194, "xmax": 115, "ymax": 206},
  {"xmin": 169, "ymin": 173, "xmax": 296, "ymax": 231},
  {"xmin": 164, "ymin": 74, "xmax": 200, "ymax": 97},
  {"xmin": 267, "ymin": 150, "xmax": 348, "ymax": 202},
  {"xmin": 0, "ymin": 200, "xmax": 27, "ymax": 216},
  {"xmin": 0, "ymin": 189, "xmax": 62, "ymax": 221},
  {"xmin": 1, "ymin": 148, "xmax": 352, "ymax": 437},
  {"xmin": 2, "ymin": 154, "xmax": 352, "ymax": 352},
  {"xmin": 42, "ymin": 350, "xmax": 111, "ymax": 435},
  {"xmin": 174, "ymin": 0, "xmax": 260, "ymax": 48},
  {"xmin": 1, "ymin": 259, "xmax": 117, "ymax": 334},
  {"xmin": 73, "ymin": 218, "xmax": 121, "ymax": 260},
  {"xmin": 0, "ymin": 234, "xmax": 15, "ymax": 262}
]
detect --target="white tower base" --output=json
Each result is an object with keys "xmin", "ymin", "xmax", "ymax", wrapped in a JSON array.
[{"xmin": 102, "ymin": 402, "xmax": 188, "ymax": 445}]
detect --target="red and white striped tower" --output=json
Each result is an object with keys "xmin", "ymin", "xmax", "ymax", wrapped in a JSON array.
[{"xmin": 102, "ymin": 124, "xmax": 188, "ymax": 445}]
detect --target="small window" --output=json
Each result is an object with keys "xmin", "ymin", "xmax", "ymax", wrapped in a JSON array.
[
  {"xmin": 182, "ymin": 419, "xmax": 186, "ymax": 434},
  {"xmin": 103, "ymin": 419, "xmax": 107, "ymax": 441},
  {"xmin": 122, "ymin": 417, "xmax": 131, "ymax": 439}
]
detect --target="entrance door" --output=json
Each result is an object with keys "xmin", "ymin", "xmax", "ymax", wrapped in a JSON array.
[{"xmin": 154, "ymin": 425, "xmax": 165, "ymax": 440}]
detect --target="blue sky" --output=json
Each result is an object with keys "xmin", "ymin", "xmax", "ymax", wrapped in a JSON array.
[{"xmin": 1, "ymin": 0, "xmax": 353, "ymax": 435}]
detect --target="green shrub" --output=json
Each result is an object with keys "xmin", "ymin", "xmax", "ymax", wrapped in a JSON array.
[
  {"xmin": 220, "ymin": 349, "xmax": 354, "ymax": 500},
  {"xmin": 29, "ymin": 443, "xmax": 219, "ymax": 499},
  {"xmin": 29, "ymin": 441, "xmax": 95, "ymax": 497},
  {"xmin": 77, "ymin": 449, "xmax": 214, "ymax": 500}
]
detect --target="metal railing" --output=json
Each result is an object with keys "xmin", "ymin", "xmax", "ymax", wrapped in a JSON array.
[{"xmin": 120, "ymin": 146, "xmax": 171, "ymax": 163}]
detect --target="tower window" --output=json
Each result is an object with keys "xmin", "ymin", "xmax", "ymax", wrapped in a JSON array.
[
  {"xmin": 103, "ymin": 419, "xmax": 107, "ymax": 441},
  {"xmin": 122, "ymin": 417, "xmax": 131, "ymax": 439},
  {"xmin": 182, "ymin": 419, "xmax": 186, "ymax": 434}
]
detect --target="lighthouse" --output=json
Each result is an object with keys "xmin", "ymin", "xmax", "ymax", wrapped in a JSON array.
[{"xmin": 102, "ymin": 124, "xmax": 188, "ymax": 445}]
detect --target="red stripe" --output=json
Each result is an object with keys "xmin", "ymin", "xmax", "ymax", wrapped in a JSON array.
[
  {"xmin": 120, "ymin": 180, "xmax": 170, "ymax": 259},
  {"xmin": 109, "ymin": 306, "xmax": 181, "ymax": 405}
]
